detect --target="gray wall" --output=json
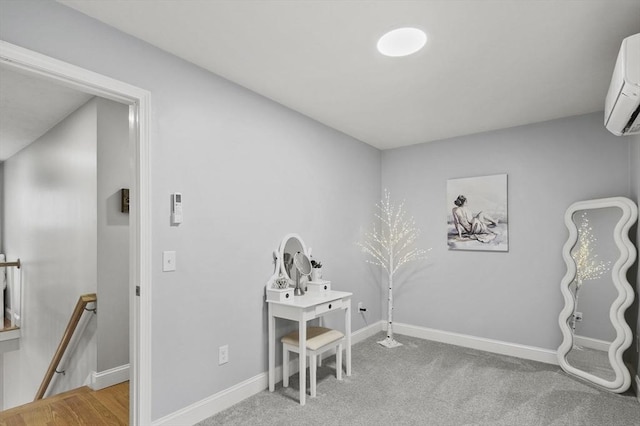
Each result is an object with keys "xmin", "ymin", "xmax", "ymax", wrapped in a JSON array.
[
  {"xmin": 382, "ymin": 113, "xmax": 632, "ymax": 351},
  {"xmin": 631, "ymin": 136, "xmax": 640, "ymax": 384},
  {"xmin": 2, "ymin": 99, "xmax": 98, "ymax": 408},
  {"xmin": 96, "ymin": 98, "xmax": 130, "ymax": 373},
  {"xmin": 3, "ymin": 0, "xmax": 637, "ymax": 418},
  {"xmin": 0, "ymin": 161, "xmax": 4, "ymax": 409},
  {"xmin": 0, "ymin": 1, "xmax": 382, "ymax": 419},
  {"xmin": 0, "ymin": 162, "xmax": 4, "ymax": 251}
]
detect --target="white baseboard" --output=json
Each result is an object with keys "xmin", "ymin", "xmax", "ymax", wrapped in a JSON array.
[
  {"xmin": 352, "ymin": 320, "xmax": 385, "ymax": 344},
  {"xmin": 573, "ymin": 335, "xmax": 611, "ymax": 352},
  {"xmin": 635, "ymin": 374, "xmax": 640, "ymax": 404},
  {"xmin": 152, "ymin": 371, "xmax": 268, "ymax": 426},
  {"xmin": 152, "ymin": 321, "xmax": 384, "ymax": 426},
  {"xmin": 153, "ymin": 320, "xmax": 559, "ymax": 425},
  {"xmin": 392, "ymin": 322, "xmax": 559, "ymax": 365},
  {"xmin": 89, "ymin": 364, "xmax": 130, "ymax": 391}
]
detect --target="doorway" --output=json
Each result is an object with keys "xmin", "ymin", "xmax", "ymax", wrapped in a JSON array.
[{"xmin": 0, "ymin": 41, "xmax": 151, "ymax": 425}]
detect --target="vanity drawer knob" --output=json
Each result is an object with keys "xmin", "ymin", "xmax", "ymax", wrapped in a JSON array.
[
  {"xmin": 324, "ymin": 285, "xmax": 328, "ymax": 290},
  {"xmin": 328, "ymin": 304, "xmax": 332, "ymax": 309},
  {"xmin": 286, "ymin": 293, "xmax": 290, "ymax": 299}
]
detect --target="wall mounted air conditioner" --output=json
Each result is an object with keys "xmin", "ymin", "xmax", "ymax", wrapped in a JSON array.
[{"xmin": 604, "ymin": 33, "xmax": 640, "ymax": 136}]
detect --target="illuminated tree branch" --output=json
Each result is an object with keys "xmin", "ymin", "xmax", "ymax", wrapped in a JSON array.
[
  {"xmin": 570, "ymin": 212, "xmax": 611, "ymax": 335},
  {"xmin": 357, "ymin": 190, "xmax": 430, "ymax": 348},
  {"xmin": 573, "ymin": 213, "xmax": 611, "ymax": 288}
]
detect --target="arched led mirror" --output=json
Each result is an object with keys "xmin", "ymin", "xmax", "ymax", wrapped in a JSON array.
[{"xmin": 557, "ymin": 197, "xmax": 638, "ymax": 393}]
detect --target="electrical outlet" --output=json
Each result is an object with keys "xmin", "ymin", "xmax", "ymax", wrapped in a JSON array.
[
  {"xmin": 358, "ymin": 302, "xmax": 367, "ymax": 312},
  {"xmin": 219, "ymin": 345, "xmax": 229, "ymax": 365},
  {"xmin": 162, "ymin": 251, "xmax": 176, "ymax": 272}
]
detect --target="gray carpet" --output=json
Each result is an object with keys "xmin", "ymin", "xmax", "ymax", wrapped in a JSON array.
[
  {"xmin": 197, "ymin": 333, "xmax": 640, "ymax": 425},
  {"xmin": 566, "ymin": 346, "xmax": 616, "ymax": 382}
]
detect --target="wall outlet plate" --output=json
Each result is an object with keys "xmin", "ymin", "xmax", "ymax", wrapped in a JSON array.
[
  {"xmin": 162, "ymin": 251, "xmax": 176, "ymax": 272},
  {"xmin": 219, "ymin": 345, "xmax": 229, "ymax": 365}
]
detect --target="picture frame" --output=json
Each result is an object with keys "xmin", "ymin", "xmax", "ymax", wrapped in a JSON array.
[{"xmin": 447, "ymin": 174, "xmax": 508, "ymax": 251}]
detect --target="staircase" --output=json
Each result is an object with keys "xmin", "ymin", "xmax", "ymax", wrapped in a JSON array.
[
  {"xmin": 0, "ymin": 381, "xmax": 129, "ymax": 425},
  {"xmin": 35, "ymin": 293, "xmax": 97, "ymax": 401},
  {"xmin": 0, "ymin": 257, "xmax": 21, "ymax": 353},
  {"xmin": 0, "ymin": 319, "xmax": 20, "ymax": 354}
]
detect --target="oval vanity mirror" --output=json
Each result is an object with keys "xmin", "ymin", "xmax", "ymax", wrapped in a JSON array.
[
  {"xmin": 278, "ymin": 234, "xmax": 308, "ymax": 278},
  {"xmin": 557, "ymin": 197, "xmax": 638, "ymax": 393},
  {"xmin": 268, "ymin": 233, "xmax": 312, "ymax": 295}
]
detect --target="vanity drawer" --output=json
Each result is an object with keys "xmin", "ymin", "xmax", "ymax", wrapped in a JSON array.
[
  {"xmin": 266, "ymin": 288, "xmax": 294, "ymax": 302},
  {"xmin": 307, "ymin": 280, "xmax": 331, "ymax": 292},
  {"xmin": 314, "ymin": 299, "xmax": 344, "ymax": 315}
]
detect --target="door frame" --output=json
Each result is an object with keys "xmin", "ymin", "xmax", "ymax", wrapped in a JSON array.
[{"xmin": 0, "ymin": 40, "xmax": 152, "ymax": 425}]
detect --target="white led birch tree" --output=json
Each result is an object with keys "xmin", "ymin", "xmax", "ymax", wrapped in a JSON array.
[
  {"xmin": 358, "ymin": 190, "xmax": 429, "ymax": 348},
  {"xmin": 570, "ymin": 212, "xmax": 611, "ymax": 334}
]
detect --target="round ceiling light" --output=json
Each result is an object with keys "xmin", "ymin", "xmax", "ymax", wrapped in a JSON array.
[{"xmin": 377, "ymin": 27, "xmax": 427, "ymax": 57}]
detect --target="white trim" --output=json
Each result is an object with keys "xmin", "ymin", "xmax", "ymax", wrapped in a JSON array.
[
  {"xmin": 573, "ymin": 335, "xmax": 612, "ymax": 352},
  {"xmin": 132, "ymin": 63, "xmax": 153, "ymax": 426},
  {"xmin": 0, "ymin": 336, "xmax": 20, "ymax": 353},
  {"xmin": 152, "ymin": 372, "xmax": 267, "ymax": 426},
  {"xmin": 352, "ymin": 320, "xmax": 385, "ymax": 344},
  {"xmin": 557, "ymin": 197, "xmax": 637, "ymax": 393},
  {"xmin": 89, "ymin": 364, "xmax": 130, "ymax": 391},
  {"xmin": 635, "ymin": 374, "xmax": 639, "ymax": 404},
  {"xmin": 392, "ymin": 322, "xmax": 559, "ymax": 365},
  {"xmin": 137, "ymin": 314, "xmax": 640, "ymax": 424},
  {"xmin": 153, "ymin": 320, "xmax": 562, "ymax": 424},
  {"xmin": 0, "ymin": 41, "xmax": 152, "ymax": 425},
  {"xmin": 152, "ymin": 322, "xmax": 384, "ymax": 425},
  {"xmin": 0, "ymin": 327, "xmax": 20, "ymax": 342}
]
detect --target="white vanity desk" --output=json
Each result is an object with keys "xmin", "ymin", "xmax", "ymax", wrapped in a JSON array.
[{"xmin": 267, "ymin": 290, "xmax": 352, "ymax": 405}]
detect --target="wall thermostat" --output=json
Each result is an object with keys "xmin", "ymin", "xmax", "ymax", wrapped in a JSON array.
[{"xmin": 171, "ymin": 193, "xmax": 183, "ymax": 224}]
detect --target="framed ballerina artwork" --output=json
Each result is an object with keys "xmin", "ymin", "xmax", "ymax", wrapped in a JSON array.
[{"xmin": 447, "ymin": 174, "xmax": 508, "ymax": 252}]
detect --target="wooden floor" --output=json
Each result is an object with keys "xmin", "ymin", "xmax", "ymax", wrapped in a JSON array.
[{"xmin": 0, "ymin": 382, "xmax": 128, "ymax": 426}]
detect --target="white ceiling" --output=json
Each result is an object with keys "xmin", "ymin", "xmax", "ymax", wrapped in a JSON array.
[
  {"xmin": 57, "ymin": 0, "xmax": 640, "ymax": 149},
  {"xmin": 3, "ymin": 1, "xmax": 639, "ymax": 156},
  {"xmin": 0, "ymin": 64, "xmax": 93, "ymax": 161}
]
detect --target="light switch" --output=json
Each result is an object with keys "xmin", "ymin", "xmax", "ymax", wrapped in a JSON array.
[{"xmin": 162, "ymin": 251, "xmax": 176, "ymax": 272}]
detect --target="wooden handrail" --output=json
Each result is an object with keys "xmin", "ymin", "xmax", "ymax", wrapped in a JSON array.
[
  {"xmin": 0, "ymin": 259, "xmax": 20, "ymax": 268},
  {"xmin": 34, "ymin": 293, "xmax": 97, "ymax": 401}
]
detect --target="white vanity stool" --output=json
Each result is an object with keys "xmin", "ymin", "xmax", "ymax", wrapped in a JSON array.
[
  {"xmin": 267, "ymin": 234, "xmax": 352, "ymax": 405},
  {"xmin": 281, "ymin": 326, "xmax": 344, "ymax": 399}
]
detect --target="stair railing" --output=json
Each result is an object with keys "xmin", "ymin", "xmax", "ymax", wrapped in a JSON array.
[
  {"xmin": 34, "ymin": 293, "xmax": 97, "ymax": 401},
  {"xmin": 0, "ymin": 258, "xmax": 21, "ymax": 331}
]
